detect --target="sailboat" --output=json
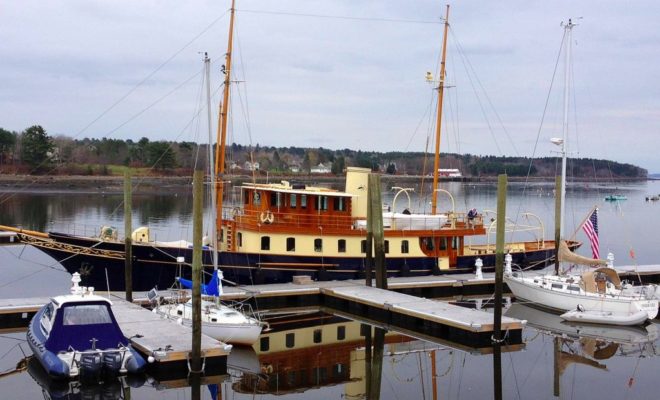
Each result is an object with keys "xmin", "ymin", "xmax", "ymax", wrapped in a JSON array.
[
  {"xmin": 504, "ymin": 20, "xmax": 658, "ymax": 325},
  {"xmin": 153, "ymin": 53, "xmax": 264, "ymax": 346},
  {"xmin": 0, "ymin": 3, "xmax": 580, "ymax": 291}
]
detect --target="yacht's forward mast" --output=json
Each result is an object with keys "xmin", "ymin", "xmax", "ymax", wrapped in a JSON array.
[
  {"xmin": 214, "ymin": 0, "xmax": 236, "ymax": 242},
  {"xmin": 431, "ymin": 5, "xmax": 450, "ymax": 215}
]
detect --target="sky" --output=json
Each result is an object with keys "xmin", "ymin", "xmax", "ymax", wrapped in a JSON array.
[{"xmin": 1, "ymin": 1, "xmax": 659, "ymax": 171}]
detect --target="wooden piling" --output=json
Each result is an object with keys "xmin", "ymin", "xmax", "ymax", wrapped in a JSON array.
[
  {"xmin": 493, "ymin": 174, "xmax": 506, "ymax": 339},
  {"xmin": 369, "ymin": 327, "xmax": 385, "ymax": 400},
  {"xmin": 124, "ymin": 170, "xmax": 133, "ymax": 302},
  {"xmin": 493, "ymin": 173, "xmax": 507, "ymax": 400},
  {"xmin": 191, "ymin": 170, "xmax": 203, "ymax": 373},
  {"xmin": 367, "ymin": 174, "xmax": 387, "ymax": 290},
  {"xmin": 554, "ymin": 175, "xmax": 562, "ymax": 274}
]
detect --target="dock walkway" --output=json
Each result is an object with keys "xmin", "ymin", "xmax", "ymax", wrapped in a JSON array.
[{"xmin": 215, "ymin": 275, "xmax": 523, "ymax": 346}]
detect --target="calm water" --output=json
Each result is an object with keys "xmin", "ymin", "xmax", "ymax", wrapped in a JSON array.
[{"xmin": 1, "ymin": 179, "xmax": 659, "ymax": 399}]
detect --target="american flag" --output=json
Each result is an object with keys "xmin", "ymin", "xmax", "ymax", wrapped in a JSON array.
[{"xmin": 582, "ymin": 208, "xmax": 600, "ymax": 259}]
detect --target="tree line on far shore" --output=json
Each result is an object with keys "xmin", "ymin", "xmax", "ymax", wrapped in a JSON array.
[{"xmin": 0, "ymin": 125, "xmax": 647, "ymax": 178}]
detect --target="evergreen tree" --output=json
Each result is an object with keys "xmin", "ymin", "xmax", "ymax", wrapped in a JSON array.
[
  {"xmin": 332, "ymin": 156, "xmax": 345, "ymax": 175},
  {"xmin": 0, "ymin": 128, "xmax": 16, "ymax": 165},
  {"xmin": 20, "ymin": 125, "xmax": 53, "ymax": 172},
  {"xmin": 147, "ymin": 141, "xmax": 178, "ymax": 170}
]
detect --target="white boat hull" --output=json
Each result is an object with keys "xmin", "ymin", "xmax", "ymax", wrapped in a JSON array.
[
  {"xmin": 560, "ymin": 309, "xmax": 649, "ymax": 326},
  {"xmin": 156, "ymin": 300, "xmax": 263, "ymax": 346},
  {"xmin": 504, "ymin": 275, "xmax": 659, "ymax": 320}
]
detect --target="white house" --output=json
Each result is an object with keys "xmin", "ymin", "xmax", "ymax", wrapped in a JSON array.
[
  {"xmin": 438, "ymin": 168, "xmax": 462, "ymax": 178},
  {"xmin": 243, "ymin": 161, "xmax": 260, "ymax": 171},
  {"xmin": 310, "ymin": 162, "xmax": 332, "ymax": 174}
]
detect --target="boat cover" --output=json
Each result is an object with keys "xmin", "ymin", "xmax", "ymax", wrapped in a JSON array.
[
  {"xmin": 558, "ymin": 240, "xmax": 606, "ymax": 266},
  {"xmin": 45, "ymin": 301, "xmax": 128, "ymax": 353},
  {"xmin": 178, "ymin": 270, "xmax": 223, "ymax": 296}
]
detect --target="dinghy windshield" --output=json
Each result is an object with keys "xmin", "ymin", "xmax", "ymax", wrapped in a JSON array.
[{"xmin": 45, "ymin": 300, "xmax": 128, "ymax": 353}]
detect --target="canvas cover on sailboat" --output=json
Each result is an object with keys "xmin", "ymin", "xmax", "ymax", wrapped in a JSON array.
[
  {"xmin": 177, "ymin": 270, "xmax": 223, "ymax": 296},
  {"xmin": 558, "ymin": 240, "xmax": 606, "ymax": 266}
]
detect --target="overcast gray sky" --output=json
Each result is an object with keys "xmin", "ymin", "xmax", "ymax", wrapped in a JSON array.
[{"xmin": 2, "ymin": 1, "xmax": 659, "ymax": 171}]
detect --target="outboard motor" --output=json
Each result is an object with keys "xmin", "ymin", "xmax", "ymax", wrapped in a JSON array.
[
  {"xmin": 102, "ymin": 351, "xmax": 123, "ymax": 376},
  {"xmin": 79, "ymin": 352, "xmax": 103, "ymax": 382}
]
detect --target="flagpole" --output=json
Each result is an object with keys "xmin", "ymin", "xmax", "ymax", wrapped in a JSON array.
[{"xmin": 567, "ymin": 204, "xmax": 598, "ymax": 241}]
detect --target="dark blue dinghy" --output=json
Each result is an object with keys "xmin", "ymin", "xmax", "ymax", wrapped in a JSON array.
[{"xmin": 27, "ymin": 273, "xmax": 146, "ymax": 380}]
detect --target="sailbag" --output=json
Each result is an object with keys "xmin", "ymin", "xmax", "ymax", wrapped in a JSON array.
[
  {"xmin": 177, "ymin": 270, "xmax": 224, "ymax": 296},
  {"xmin": 558, "ymin": 240, "xmax": 607, "ymax": 267}
]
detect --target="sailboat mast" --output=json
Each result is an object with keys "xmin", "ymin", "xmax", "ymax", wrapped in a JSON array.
[
  {"xmin": 205, "ymin": 53, "xmax": 219, "ymax": 271},
  {"xmin": 559, "ymin": 19, "xmax": 574, "ymax": 239},
  {"xmin": 431, "ymin": 4, "xmax": 450, "ymax": 215},
  {"xmin": 214, "ymin": 0, "xmax": 236, "ymax": 237}
]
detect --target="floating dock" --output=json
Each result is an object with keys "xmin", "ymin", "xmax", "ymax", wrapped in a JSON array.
[
  {"xmin": 216, "ymin": 275, "xmax": 524, "ymax": 347},
  {"xmin": 0, "ymin": 294, "xmax": 230, "ymax": 377}
]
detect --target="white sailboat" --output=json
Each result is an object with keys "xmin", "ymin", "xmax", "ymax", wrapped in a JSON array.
[
  {"xmin": 155, "ymin": 271, "xmax": 264, "ymax": 346},
  {"xmin": 504, "ymin": 20, "xmax": 659, "ymax": 325}
]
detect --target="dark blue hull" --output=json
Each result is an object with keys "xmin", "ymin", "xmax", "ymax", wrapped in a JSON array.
[
  {"xmin": 32, "ymin": 231, "xmax": 562, "ymax": 291},
  {"xmin": 27, "ymin": 303, "xmax": 146, "ymax": 380}
]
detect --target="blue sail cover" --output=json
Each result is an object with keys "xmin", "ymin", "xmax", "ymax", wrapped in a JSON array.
[
  {"xmin": 177, "ymin": 270, "xmax": 222, "ymax": 296},
  {"xmin": 45, "ymin": 301, "xmax": 129, "ymax": 353}
]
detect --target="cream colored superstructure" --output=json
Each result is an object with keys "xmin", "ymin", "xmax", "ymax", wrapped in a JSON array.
[
  {"xmin": 236, "ymin": 231, "xmax": 429, "ymax": 259},
  {"xmin": 344, "ymin": 167, "xmax": 370, "ymax": 219}
]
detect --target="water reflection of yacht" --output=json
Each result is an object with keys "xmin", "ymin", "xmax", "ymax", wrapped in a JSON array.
[
  {"xmin": 231, "ymin": 308, "xmax": 522, "ymax": 397},
  {"xmin": 232, "ymin": 311, "xmax": 402, "ymax": 396}
]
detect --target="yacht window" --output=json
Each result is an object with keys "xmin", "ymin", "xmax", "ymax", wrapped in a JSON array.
[
  {"xmin": 338, "ymin": 239, "xmax": 346, "ymax": 253},
  {"xmin": 551, "ymin": 283, "xmax": 564, "ymax": 290},
  {"xmin": 384, "ymin": 240, "xmax": 389, "ymax": 254},
  {"xmin": 286, "ymin": 332, "xmax": 295, "ymax": 348},
  {"xmin": 287, "ymin": 371, "xmax": 297, "ymax": 386},
  {"xmin": 568, "ymin": 285, "xmax": 580, "ymax": 292},
  {"xmin": 333, "ymin": 363, "xmax": 347, "ymax": 379},
  {"xmin": 290, "ymin": 194, "xmax": 297, "ymax": 208},
  {"xmin": 333, "ymin": 197, "xmax": 346, "ymax": 211},
  {"xmin": 361, "ymin": 240, "xmax": 367, "ymax": 254},
  {"xmin": 313, "ymin": 367, "xmax": 328, "ymax": 385},
  {"xmin": 401, "ymin": 240, "xmax": 409, "ymax": 254},
  {"xmin": 260, "ymin": 336, "xmax": 270, "ymax": 352},
  {"xmin": 237, "ymin": 232, "xmax": 242, "ymax": 247},
  {"xmin": 314, "ymin": 238, "xmax": 323, "ymax": 252},
  {"xmin": 286, "ymin": 237, "xmax": 295, "ymax": 252},
  {"xmin": 63, "ymin": 304, "xmax": 112, "ymax": 326},
  {"xmin": 452, "ymin": 237, "xmax": 458, "ymax": 250},
  {"xmin": 313, "ymin": 329, "xmax": 322, "ymax": 343},
  {"xmin": 301, "ymin": 195, "xmax": 307, "ymax": 209},
  {"xmin": 253, "ymin": 191, "xmax": 261, "ymax": 206},
  {"xmin": 261, "ymin": 236, "xmax": 270, "ymax": 251},
  {"xmin": 337, "ymin": 325, "xmax": 346, "ymax": 340},
  {"xmin": 439, "ymin": 238, "xmax": 447, "ymax": 251},
  {"xmin": 317, "ymin": 196, "xmax": 328, "ymax": 211}
]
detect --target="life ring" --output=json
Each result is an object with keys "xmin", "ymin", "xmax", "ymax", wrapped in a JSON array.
[{"xmin": 259, "ymin": 210, "xmax": 274, "ymax": 224}]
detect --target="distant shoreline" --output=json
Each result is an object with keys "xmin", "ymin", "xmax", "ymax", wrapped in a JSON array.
[{"xmin": 0, "ymin": 173, "xmax": 649, "ymax": 194}]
